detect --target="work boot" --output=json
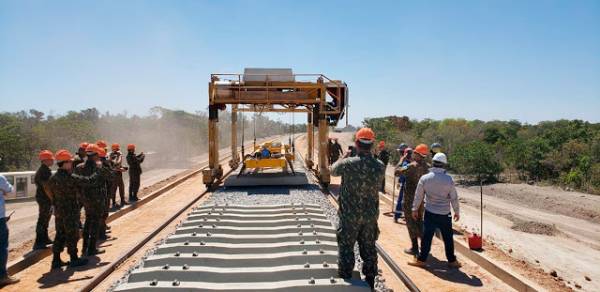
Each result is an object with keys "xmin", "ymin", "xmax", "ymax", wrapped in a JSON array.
[
  {"xmin": 86, "ymin": 248, "xmax": 105, "ymax": 256},
  {"xmin": 448, "ymin": 260, "xmax": 462, "ymax": 269},
  {"xmin": 403, "ymin": 248, "xmax": 418, "ymax": 256},
  {"xmin": 0, "ymin": 274, "xmax": 19, "ymax": 287},
  {"xmin": 407, "ymin": 258, "xmax": 426, "ymax": 268},
  {"xmin": 33, "ymin": 238, "xmax": 48, "ymax": 250},
  {"xmin": 365, "ymin": 276, "xmax": 375, "ymax": 290},
  {"xmin": 51, "ymin": 253, "xmax": 67, "ymax": 269},
  {"xmin": 68, "ymin": 254, "xmax": 89, "ymax": 267}
]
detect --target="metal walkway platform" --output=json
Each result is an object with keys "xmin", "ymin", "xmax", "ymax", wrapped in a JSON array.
[
  {"xmin": 223, "ymin": 160, "xmax": 310, "ymax": 187},
  {"xmin": 115, "ymin": 203, "xmax": 370, "ymax": 291}
]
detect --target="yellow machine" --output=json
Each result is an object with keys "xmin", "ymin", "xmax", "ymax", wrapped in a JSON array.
[
  {"xmin": 202, "ymin": 68, "xmax": 348, "ymax": 187},
  {"xmin": 241, "ymin": 141, "xmax": 295, "ymax": 174}
]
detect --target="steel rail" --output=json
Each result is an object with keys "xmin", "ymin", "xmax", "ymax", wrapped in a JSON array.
[
  {"xmin": 6, "ymin": 137, "xmax": 278, "ymax": 276},
  {"xmin": 79, "ymin": 160, "xmax": 237, "ymax": 292}
]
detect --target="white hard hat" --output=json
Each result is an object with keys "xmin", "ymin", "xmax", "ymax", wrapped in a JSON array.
[{"xmin": 432, "ymin": 153, "xmax": 448, "ymax": 164}]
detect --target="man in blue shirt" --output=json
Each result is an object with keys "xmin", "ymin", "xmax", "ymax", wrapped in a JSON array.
[
  {"xmin": 393, "ymin": 145, "xmax": 411, "ymax": 223},
  {"xmin": 0, "ymin": 174, "xmax": 19, "ymax": 287}
]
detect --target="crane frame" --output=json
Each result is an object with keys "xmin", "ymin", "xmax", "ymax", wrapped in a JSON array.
[{"xmin": 203, "ymin": 69, "xmax": 348, "ymax": 187}]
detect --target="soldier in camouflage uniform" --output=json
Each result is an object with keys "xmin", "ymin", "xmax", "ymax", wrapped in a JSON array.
[
  {"xmin": 396, "ymin": 143, "xmax": 430, "ymax": 255},
  {"xmin": 74, "ymin": 144, "xmax": 109, "ymax": 256},
  {"xmin": 33, "ymin": 150, "xmax": 55, "ymax": 250},
  {"xmin": 97, "ymin": 147, "xmax": 113, "ymax": 240},
  {"xmin": 48, "ymin": 150, "xmax": 90, "ymax": 269},
  {"xmin": 73, "ymin": 142, "xmax": 88, "ymax": 229},
  {"xmin": 126, "ymin": 144, "xmax": 144, "ymax": 202},
  {"xmin": 331, "ymin": 128, "xmax": 384, "ymax": 290}
]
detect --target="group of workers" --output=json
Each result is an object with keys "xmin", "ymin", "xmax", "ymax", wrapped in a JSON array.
[
  {"xmin": 0, "ymin": 140, "xmax": 145, "ymax": 287},
  {"xmin": 331, "ymin": 129, "xmax": 460, "ymax": 290}
]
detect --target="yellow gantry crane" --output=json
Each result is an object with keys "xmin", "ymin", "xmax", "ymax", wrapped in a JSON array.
[{"xmin": 202, "ymin": 68, "xmax": 348, "ymax": 187}]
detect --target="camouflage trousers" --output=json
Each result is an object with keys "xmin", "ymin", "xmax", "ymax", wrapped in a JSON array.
[
  {"xmin": 403, "ymin": 202, "xmax": 424, "ymax": 251},
  {"xmin": 337, "ymin": 219, "xmax": 379, "ymax": 279},
  {"xmin": 82, "ymin": 197, "xmax": 104, "ymax": 253},
  {"xmin": 110, "ymin": 173, "xmax": 125, "ymax": 205},
  {"xmin": 35, "ymin": 194, "xmax": 52, "ymax": 240},
  {"xmin": 53, "ymin": 214, "xmax": 80, "ymax": 257}
]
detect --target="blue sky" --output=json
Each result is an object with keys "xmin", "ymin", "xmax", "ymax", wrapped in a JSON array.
[{"xmin": 1, "ymin": 0, "xmax": 599, "ymax": 125}]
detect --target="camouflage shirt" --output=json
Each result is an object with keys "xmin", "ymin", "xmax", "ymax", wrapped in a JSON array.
[
  {"xmin": 331, "ymin": 152, "xmax": 385, "ymax": 223},
  {"xmin": 126, "ymin": 152, "xmax": 145, "ymax": 175},
  {"xmin": 48, "ymin": 169, "xmax": 87, "ymax": 218},
  {"xmin": 73, "ymin": 160, "xmax": 110, "ymax": 206},
  {"xmin": 398, "ymin": 159, "xmax": 430, "ymax": 209},
  {"xmin": 34, "ymin": 164, "xmax": 52, "ymax": 198}
]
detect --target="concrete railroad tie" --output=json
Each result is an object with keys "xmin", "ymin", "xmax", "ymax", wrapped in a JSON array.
[{"xmin": 115, "ymin": 203, "xmax": 370, "ymax": 291}]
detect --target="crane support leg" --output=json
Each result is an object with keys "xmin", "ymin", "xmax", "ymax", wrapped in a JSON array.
[
  {"xmin": 229, "ymin": 105, "xmax": 240, "ymax": 169},
  {"xmin": 306, "ymin": 112, "xmax": 314, "ymax": 169},
  {"xmin": 318, "ymin": 113, "xmax": 330, "ymax": 185},
  {"xmin": 203, "ymin": 105, "xmax": 223, "ymax": 186}
]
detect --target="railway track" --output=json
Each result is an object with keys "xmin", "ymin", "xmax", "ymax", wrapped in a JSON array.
[
  {"xmin": 97, "ymin": 153, "xmax": 413, "ymax": 292},
  {"xmin": 4, "ymin": 136, "xmax": 281, "ymax": 289}
]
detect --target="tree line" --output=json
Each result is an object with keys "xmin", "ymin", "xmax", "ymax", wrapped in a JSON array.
[
  {"xmin": 364, "ymin": 116, "xmax": 600, "ymax": 194},
  {"xmin": 0, "ymin": 107, "xmax": 304, "ymax": 172}
]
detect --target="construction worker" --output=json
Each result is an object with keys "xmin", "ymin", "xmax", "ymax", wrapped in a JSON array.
[
  {"xmin": 408, "ymin": 153, "xmax": 462, "ymax": 268},
  {"xmin": 110, "ymin": 143, "xmax": 127, "ymax": 208},
  {"xmin": 48, "ymin": 150, "xmax": 89, "ymax": 269},
  {"xmin": 376, "ymin": 141, "xmax": 390, "ymax": 193},
  {"xmin": 330, "ymin": 138, "xmax": 343, "ymax": 165},
  {"xmin": 331, "ymin": 128, "xmax": 385, "ymax": 290},
  {"xmin": 430, "ymin": 142, "xmax": 442, "ymax": 158},
  {"xmin": 126, "ymin": 144, "xmax": 144, "ymax": 202},
  {"xmin": 33, "ymin": 150, "xmax": 54, "ymax": 250},
  {"xmin": 98, "ymin": 147, "xmax": 113, "ymax": 240},
  {"xmin": 396, "ymin": 143, "xmax": 430, "ymax": 255},
  {"xmin": 0, "ymin": 174, "xmax": 19, "ymax": 287},
  {"xmin": 393, "ymin": 146, "xmax": 412, "ymax": 222},
  {"xmin": 96, "ymin": 140, "xmax": 108, "ymax": 152},
  {"xmin": 74, "ymin": 144, "xmax": 108, "ymax": 256}
]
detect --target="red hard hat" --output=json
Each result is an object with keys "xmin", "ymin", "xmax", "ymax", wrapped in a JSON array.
[
  {"xmin": 85, "ymin": 144, "xmax": 100, "ymax": 155},
  {"xmin": 127, "ymin": 144, "xmax": 135, "ymax": 151},
  {"xmin": 98, "ymin": 147, "xmax": 107, "ymax": 158},
  {"xmin": 79, "ymin": 142, "xmax": 89, "ymax": 150},
  {"xmin": 355, "ymin": 128, "xmax": 375, "ymax": 143},
  {"xmin": 96, "ymin": 140, "xmax": 107, "ymax": 149},
  {"xmin": 55, "ymin": 149, "xmax": 74, "ymax": 162},
  {"xmin": 379, "ymin": 141, "xmax": 385, "ymax": 148},
  {"xmin": 39, "ymin": 150, "xmax": 54, "ymax": 161},
  {"xmin": 414, "ymin": 144, "xmax": 429, "ymax": 156},
  {"xmin": 111, "ymin": 143, "xmax": 120, "ymax": 151}
]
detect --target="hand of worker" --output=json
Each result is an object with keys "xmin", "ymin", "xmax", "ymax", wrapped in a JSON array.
[
  {"xmin": 96, "ymin": 161, "xmax": 102, "ymax": 167},
  {"xmin": 412, "ymin": 210, "xmax": 419, "ymax": 220},
  {"xmin": 409, "ymin": 161, "xmax": 417, "ymax": 167},
  {"xmin": 453, "ymin": 214, "xmax": 460, "ymax": 221}
]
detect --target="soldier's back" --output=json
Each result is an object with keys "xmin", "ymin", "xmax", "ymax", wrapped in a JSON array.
[{"xmin": 334, "ymin": 154, "xmax": 385, "ymax": 222}]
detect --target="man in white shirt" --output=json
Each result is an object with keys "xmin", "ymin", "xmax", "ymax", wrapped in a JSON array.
[
  {"xmin": 0, "ymin": 174, "xmax": 19, "ymax": 287},
  {"xmin": 408, "ymin": 153, "xmax": 462, "ymax": 268}
]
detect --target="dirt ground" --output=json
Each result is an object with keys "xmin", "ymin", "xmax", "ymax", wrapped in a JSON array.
[{"xmin": 463, "ymin": 183, "xmax": 600, "ymax": 225}]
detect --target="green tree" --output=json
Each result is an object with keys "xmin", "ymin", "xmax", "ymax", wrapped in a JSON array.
[{"xmin": 450, "ymin": 141, "xmax": 502, "ymax": 182}]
